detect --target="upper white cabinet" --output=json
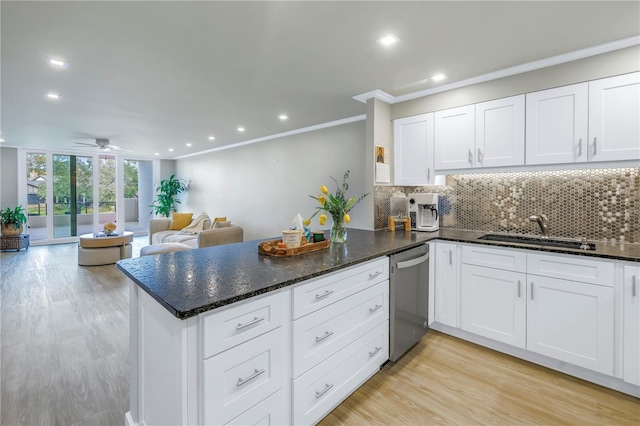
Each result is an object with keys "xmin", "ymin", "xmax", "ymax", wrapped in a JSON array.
[
  {"xmin": 393, "ymin": 113, "xmax": 435, "ymax": 185},
  {"xmin": 475, "ymin": 95, "xmax": 525, "ymax": 167},
  {"xmin": 525, "ymin": 83, "xmax": 589, "ymax": 165},
  {"xmin": 434, "ymin": 105, "xmax": 475, "ymax": 170},
  {"xmin": 588, "ymin": 72, "xmax": 640, "ymax": 162},
  {"xmin": 623, "ymin": 265, "xmax": 640, "ymax": 386},
  {"xmin": 435, "ymin": 96, "xmax": 525, "ymax": 171}
]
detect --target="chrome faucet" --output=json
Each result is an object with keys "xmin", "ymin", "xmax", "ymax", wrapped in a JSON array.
[{"xmin": 529, "ymin": 214, "xmax": 549, "ymax": 237}]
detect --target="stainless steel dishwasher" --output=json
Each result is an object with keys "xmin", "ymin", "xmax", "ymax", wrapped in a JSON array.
[{"xmin": 389, "ymin": 243, "xmax": 429, "ymax": 362}]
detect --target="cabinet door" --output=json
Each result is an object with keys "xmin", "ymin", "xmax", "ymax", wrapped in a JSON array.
[
  {"xmin": 461, "ymin": 264, "xmax": 526, "ymax": 348},
  {"xmin": 588, "ymin": 72, "xmax": 640, "ymax": 162},
  {"xmin": 393, "ymin": 113, "xmax": 435, "ymax": 185},
  {"xmin": 434, "ymin": 242, "xmax": 458, "ymax": 328},
  {"xmin": 434, "ymin": 105, "xmax": 475, "ymax": 170},
  {"xmin": 525, "ymin": 83, "xmax": 588, "ymax": 165},
  {"xmin": 527, "ymin": 276, "xmax": 614, "ymax": 375},
  {"xmin": 475, "ymin": 95, "xmax": 525, "ymax": 167},
  {"xmin": 623, "ymin": 265, "xmax": 640, "ymax": 386}
]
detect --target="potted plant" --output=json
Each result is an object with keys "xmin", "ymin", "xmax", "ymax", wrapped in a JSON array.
[
  {"xmin": 1, "ymin": 205, "xmax": 28, "ymax": 236},
  {"xmin": 150, "ymin": 174, "xmax": 187, "ymax": 217}
]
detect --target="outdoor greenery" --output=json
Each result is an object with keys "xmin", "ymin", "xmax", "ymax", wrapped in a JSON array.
[{"xmin": 150, "ymin": 174, "xmax": 187, "ymax": 217}]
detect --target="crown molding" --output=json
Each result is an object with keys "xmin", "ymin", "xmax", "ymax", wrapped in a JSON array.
[{"xmin": 353, "ymin": 35, "xmax": 640, "ymax": 105}]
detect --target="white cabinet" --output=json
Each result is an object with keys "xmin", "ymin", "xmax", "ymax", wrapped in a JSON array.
[
  {"xmin": 434, "ymin": 105, "xmax": 475, "ymax": 170},
  {"xmin": 526, "ymin": 83, "xmax": 589, "ymax": 165},
  {"xmin": 623, "ymin": 265, "xmax": 640, "ymax": 386},
  {"xmin": 588, "ymin": 72, "xmax": 640, "ymax": 162},
  {"xmin": 433, "ymin": 242, "xmax": 458, "ymax": 328},
  {"xmin": 393, "ymin": 113, "xmax": 435, "ymax": 185},
  {"xmin": 460, "ymin": 245, "xmax": 527, "ymax": 348},
  {"xmin": 475, "ymin": 95, "xmax": 525, "ymax": 167}
]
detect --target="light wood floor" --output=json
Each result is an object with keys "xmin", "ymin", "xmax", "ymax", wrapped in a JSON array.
[{"xmin": 2, "ymin": 240, "xmax": 639, "ymax": 425}]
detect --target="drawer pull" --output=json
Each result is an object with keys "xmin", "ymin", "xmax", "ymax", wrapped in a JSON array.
[
  {"xmin": 531, "ymin": 283, "xmax": 534, "ymax": 300},
  {"xmin": 315, "ymin": 290, "xmax": 334, "ymax": 300},
  {"xmin": 236, "ymin": 316, "xmax": 265, "ymax": 330},
  {"xmin": 369, "ymin": 271, "xmax": 383, "ymax": 279},
  {"xmin": 315, "ymin": 331, "xmax": 334, "ymax": 343},
  {"xmin": 369, "ymin": 346, "xmax": 382, "ymax": 357},
  {"xmin": 315, "ymin": 383, "xmax": 334, "ymax": 399},
  {"xmin": 633, "ymin": 276, "xmax": 637, "ymax": 297},
  {"xmin": 236, "ymin": 368, "xmax": 265, "ymax": 387},
  {"xmin": 517, "ymin": 280, "xmax": 521, "ymax": 298},
  {"xmin": 369, "ymin": 304, "xmax": 383, "ymax": 313}
]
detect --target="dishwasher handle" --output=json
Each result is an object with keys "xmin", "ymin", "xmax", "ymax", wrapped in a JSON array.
[{"xmin": 396, "ymin": 252, "xmax": 429, "ymax": 270}]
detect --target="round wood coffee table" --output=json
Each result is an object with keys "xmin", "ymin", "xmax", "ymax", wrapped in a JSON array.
[{"xmin": 78, "ymin": 231, "xmax": 134, "ymax": 266}]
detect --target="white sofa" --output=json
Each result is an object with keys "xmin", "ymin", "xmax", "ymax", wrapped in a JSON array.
[{"xmin": 149, "ymin": 218, "xmax": 243, "ymax": 248}]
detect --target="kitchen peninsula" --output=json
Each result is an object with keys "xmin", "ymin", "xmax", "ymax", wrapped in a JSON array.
[{"xmin": 117, "ymin": 229, "xmax": 640, "ymax": 425}]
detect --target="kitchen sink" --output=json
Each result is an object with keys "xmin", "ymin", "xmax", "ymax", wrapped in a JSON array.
[{"xmin": 478, "ymin": 233, "xmax": 596, "ymax": 250}]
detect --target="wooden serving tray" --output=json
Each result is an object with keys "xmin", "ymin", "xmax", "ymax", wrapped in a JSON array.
[{"xmin": 258, "ymin": 238, "xmax": 330, "ymax": 257}]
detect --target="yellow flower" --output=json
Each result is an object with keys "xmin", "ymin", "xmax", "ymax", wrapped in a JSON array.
[
  {"xmin": 319, "ymin": 214, "xmax": 327, "ymax": 225},
  {"xmin": 320, "ymin": 185, "xmax": 329, "ymax": 194},
  {"xmin": 303, "ymin": 219, "xmax": 311, "ymax": 227},
  {"xmin": 317, "ymin": 195, "xmax": 326, "ymax": 206},
  {"xmin": 344, "ymin": 214, "xmax": 351, "ymax": 223}
]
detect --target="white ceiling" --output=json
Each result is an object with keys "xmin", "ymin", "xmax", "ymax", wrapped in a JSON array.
[{"xmin": 2, "ymin": 1, "xmax": 639, "ymax": 159}]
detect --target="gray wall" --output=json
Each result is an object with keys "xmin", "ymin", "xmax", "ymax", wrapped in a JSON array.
[
  {"xmin": 176, "ymin": 121, "xmax": 368, "ymax": 241},
  {"xmin": 392, "ymin": 45, "xmax": 640, "ymax": 119},
  {"xmin": 0, "ymin": 147, "xmax": 19, "ymax": 209}
]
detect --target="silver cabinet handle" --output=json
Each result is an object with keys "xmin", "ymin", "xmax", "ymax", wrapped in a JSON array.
[
  {"xmin": 236, "ymin": 316, "xmax": 265, "ymax": 330},
  {"xmin": 449, "ymin": 249, "xmax": 452, "ymax": 265},
  {"xmin": 633, "ymin": 275, "xmax": 637, "ymax": 297},
  {"xmin": 315, "ymin": 290, "xmax": 334, "ymax": 300},
  {"xmin": 592, "ymin": 137, "xmax": 597, "ymax": 157},
  {"xmin": 578, "ymin": 138, "xmax": 582, "ymax": 157},
  {"xmin": 315, "ymin": 331, "xmax": 334, "ymax": 343},
  {"xmin": 531, "ymin": 282, "xmax": 534, "ymax": 300},
  {"xmin": 369, "ymin": 271, "xmax": 383, "ymax": 279},
  {"xmin": 237, "ymin": 368, "xmax": 265, "ymax": 387},
  {"xmin": 369, "ymin": 346, "xmax": 382, "ymax": 357},
  {"xmin": 315, "ymin": 383, "xmax": 334, "ymax": 399},
  {"xmin": 477, "ymin": 148, "xmax": 483, "ymax": 165},
  {"xmin": 468, "ymin": 149, "xmax": 473, "ymax": 165},
  {"xmin": 427, "ymin": 168, "xmax": 431, "ymax": 181},
  {"xmin": 369, "ymin": 304, "xmax": 383, "ymax": 313},
  {"xmin": 517, "ymin": 280, "xmax": 521, "ymax": 298}
]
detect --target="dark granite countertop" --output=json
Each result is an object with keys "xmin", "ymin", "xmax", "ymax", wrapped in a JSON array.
[{"xmin": 116, "ymin": 228, "xmax": 640, "ymax": 319}]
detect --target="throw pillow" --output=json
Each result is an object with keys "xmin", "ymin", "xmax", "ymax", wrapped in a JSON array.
[
  {"xmin": 213, "ymin": 220, "xmax": 231, "ymax": 229},
  {"xmin": 169, "ymin": 212, "xmax": 193, "ymax": 230},
  {"xmin": 209, "ymin": 216, "xmax": 227, "ymax": 230}
]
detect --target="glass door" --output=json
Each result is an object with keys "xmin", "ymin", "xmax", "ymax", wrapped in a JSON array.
[
  {"xmin": 121, "ymin": 159, "xmax": 153, "ymax": 234},
  {"xmin": 52, "ymin": 154, "xmax": 94, "ymax": 238},
  {"xmin": 25, "ymin": 152, "xmax": 48, "ymax": 241}
]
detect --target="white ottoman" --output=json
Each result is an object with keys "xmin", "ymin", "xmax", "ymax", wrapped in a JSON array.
[{"xmin": 140, "ymin": 242, "xmax": 193, "ymax": 256}]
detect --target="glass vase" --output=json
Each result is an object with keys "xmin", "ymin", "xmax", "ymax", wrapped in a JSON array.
[{"xmin": 330, "ymin": 214, "xmax": 347, "ymax": 243}]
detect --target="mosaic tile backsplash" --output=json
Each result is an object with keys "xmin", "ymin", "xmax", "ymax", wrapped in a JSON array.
[{"xmin": 374, "ymin": 168, "xmax": 639, "ymax": 244}]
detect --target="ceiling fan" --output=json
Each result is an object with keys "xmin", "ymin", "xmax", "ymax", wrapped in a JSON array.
[{"xmin": 74, "ymin": 137, "xmax": 132, "ymax": 152}]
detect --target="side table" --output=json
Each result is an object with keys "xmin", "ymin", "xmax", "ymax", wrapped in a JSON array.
[{"xmin": 0, "ymin": 234, "xmax": 30, "ymax": 252}]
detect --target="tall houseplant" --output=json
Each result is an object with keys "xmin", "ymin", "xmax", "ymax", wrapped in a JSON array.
[
  {"xmin": 1, "ymin": 205, "xmax": 28, "ymax": 236},
  {"xmin": 150, "ymin": 174, "xmax": 187, "ymax": 217}
]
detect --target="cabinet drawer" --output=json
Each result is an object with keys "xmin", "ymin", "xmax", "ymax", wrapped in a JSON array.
[
  {"xmin": 292, "ymin": 281, "xmax": 388, "ymax": 378},
  {"xmin": 527, "ymin": 252, "xmax": 614, "ymax": 286},
  {"xmin": 292, "ymin": 257, "xmax": 388, "ymax": 319},
  {"xmin": 224, "ymin": 389, "xmax": 287, "ymax": 426},
  {"xmin": 202, "ymin": 291, "xmax": 287, "ymax": 358},
  {"xmin": 203, "ymin": 328, "xmax": 285, "ymax": 425},
  {"xmin": 292, "ymin": 321, "xmax": 389, "ymax": 426},
  {"xmin": 462, "ymin": 244, "xmax": 526, "ymax": 272}
]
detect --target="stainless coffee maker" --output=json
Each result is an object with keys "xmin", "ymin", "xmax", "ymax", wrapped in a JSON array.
[{"xmin": 408, "ymin": 193, "xmax": 439, "ymax": 232}]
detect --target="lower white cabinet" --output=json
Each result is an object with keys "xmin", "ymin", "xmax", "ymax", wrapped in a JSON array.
[
  {"xmin": 433, "ymin": 242, "xmax": 458, "ymax": 327},
  {"xmin": 225, "ymin": 390, "xmax": 287, "ymax": 426},
  {"xmin": 526, "ymin": 275, "xmax": 614, "ymax": 375},
  {"xmin": 461, "ymin": 264, "xmax": 526, "ymax": 348},
  {"xmin": 623, "ymin": 265, "xmax": 640, "ymax": 386}
]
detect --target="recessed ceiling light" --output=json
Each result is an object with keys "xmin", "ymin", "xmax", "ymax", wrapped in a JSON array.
[
  {"xmin": 208, "ymin": 135, "xmax": 215, "ymax": 141},
  {"xmin": 431, "ymin": 74, "xmax": 447, "ymax": 82},
  {"xmin": 237, "ymin": 127, "xmax": 245, "ymax": 132},
  {"xmin": 154, "ymin": 152, "xmax": 159, "ymax": 156},
  {"xmin": 279, "ymin": 114, "xmax": 288, "ymax": 121},
  {"xmin": 46, "ymin": 57, "xmax": 68, "ymax": 68},
  {"xmin": 186, "ymin": 143, "xmax": 192, "ymax": 147},
  {"xmin": 0, "ymin": 138, "xmax": 4, "ymax": 143},
  {"xmin": 168, "ymin": 148, "xmax": 174, "ymax": 152},
  {"xmin": 377, "ymin": 34, "xmax": 400, "ymax": 46},
  {"xmin": 46, "ymin": 92, "xmax": 61, "ymax": 100}
]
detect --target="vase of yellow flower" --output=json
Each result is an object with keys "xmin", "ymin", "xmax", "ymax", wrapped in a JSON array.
[{"xmin": 307, "ymin": 171, "xmax": 368, "ymax": 244}]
